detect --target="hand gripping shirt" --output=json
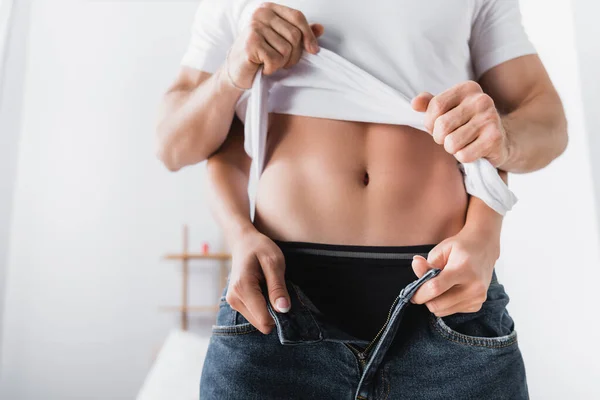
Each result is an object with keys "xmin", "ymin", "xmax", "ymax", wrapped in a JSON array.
[{"xmin": 180, "ymin": 0, "xmax": 537, "ymax": 215}]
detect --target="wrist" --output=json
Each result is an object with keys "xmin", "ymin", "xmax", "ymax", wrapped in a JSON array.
[
  {"xmin": 463, "ymin": 196, "xmax": 503, "ymax": 238},
  {"xmin": 227, "ymin": 218, "xmax": 257, "ymax": 243},
  {"xmin": 463, "ymin": 218, "xmax": 501, "ymax": 242},
  {"xmin": 215, "ymin": 62, "xmax": 243, "ymax": 95},
  {"xmin": 224, "ymin": 48, "xmax": 253, "ymax": 91}
]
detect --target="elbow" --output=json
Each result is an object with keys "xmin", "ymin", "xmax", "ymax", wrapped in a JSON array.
[
  {"xmin": 155, "ymin": 128, "xmax": 211, "ymax": 172},
  {"xmin": 155, "ymin": 126, "xmax": 185, "ymax": 172},
  {"xmin": 556, "ymin": 114, "xmax": 569, "ymax": 159},
  {"xmin": 156, "ymin": 146, "xmax": 182, "ymax": 172}
]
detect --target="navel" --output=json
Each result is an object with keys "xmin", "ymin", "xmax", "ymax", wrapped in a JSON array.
[{"xmin": 363, "ymin": 171, "xmax": 370, "ymax": 186}]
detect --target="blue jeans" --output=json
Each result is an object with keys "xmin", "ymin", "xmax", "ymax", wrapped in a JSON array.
[{"xmin": 199, "ymin": 266, "xmax": 528, "ymax": 399}]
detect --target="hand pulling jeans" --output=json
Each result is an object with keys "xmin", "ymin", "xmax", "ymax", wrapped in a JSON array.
[{"xmin": 199, "ymin": 241, "xmax": 528, "ymax": 400}]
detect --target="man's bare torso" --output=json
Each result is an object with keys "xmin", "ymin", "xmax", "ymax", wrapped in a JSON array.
[{"xmin": 252, "ymin": 113, "xmax": 469, "ymax": 245}]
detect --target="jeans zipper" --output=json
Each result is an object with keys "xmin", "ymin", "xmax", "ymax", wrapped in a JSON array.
[
  {"xmin": 362, "ymin": 295, "xmax": 401, "ymax": 356},
  {"xmin": 346, "ymin": 343, "xmax": 367, "ymax": 369},
  {"xmin": 347, "ymin": 291, "xmax": 403, "ymax": 367}
]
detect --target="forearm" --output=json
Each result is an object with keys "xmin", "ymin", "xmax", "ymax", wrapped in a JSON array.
[
  {"xmin": 156, "ymin": 65, "xmax": 246, "ymax": 171},
  {"xmin": 463, "ymin": 169, "xmax": 506, "ymax": 250},
  {"xmin": 206, "ymin": 152, "xmax": 254, "ymax": 246},
  {"xmin": 499, "ymin": 92, "xmax": 568, "ymax": 173}
]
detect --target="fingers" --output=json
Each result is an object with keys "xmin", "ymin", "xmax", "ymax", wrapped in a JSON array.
[
  {"xmin": 411, "ymin": 92, "xmax": 434, "ymax": 112},
  {"xmin": 411, "ymin": 255, "xmax": 430, "ymax": 278},
  {"xmin": 253, "ymin": 40, "xmax": 285, "ymax": 75},
  {"xmin": 241, "ymin": 280, "xmax": 276, "ymax": 334},
  {"xmin": 412, "ymin": 81, "xmax": 507, "ymax": 164},
  {"xmin": 425, "ymin": 285, "xmax": 485, "ymax": 317},
  {"xmin": 442, "ymin": 120, "xmax": 479, "ymax": 156},
  {"xmin": 236, "ymin": 299, "xmax": 274, "ymax": 334},
  {"xmin": 411, "ymin": 268, "xmax": 459, "ymax": 305},
  {"xmin": 422, "ymin": 81, "xmax": 482, "ymax": 134},
  {"xmin": 247, "ymin": 4, "xmax": 321, "ymax": 75},
  {"xmin": 310, "ymin": 23, "xmax": 325, "ymax": 38},
  {"xmin": 426, "ymin": 241, "xmax": 452, "ymax": 270},
  {"xmin": 454, "ymin": 119, "xmax": 503, "ymax": 164},
  {"xmin": 433, "ymin": 298, "xmax": 483, "ymax": 317},
  {"xmin": 227, "ymin": 278, "xmax": 275, "ymax": 335},
  {"xmin": 410, "ymin": 235, "xmax": 495, "ymax": 317},
  {"xmin": 267, "ymin": 16, "xmax": 304, "ymax": 68},
  {"xmin": 256, "ymin": 19, "xmax": 295, "ymax": 70},
  {"xmin": 246, "ymin": 23, "xmax": 284, "ymax": 75},
  {"xmin": 455, "ymin": 135, "xmax": 492, "ymax": 164},
  {"xmin": 256, "ymin": 248, "xmax": 291, "ymax": 313},
  {"xmin": 432, "ymin": 103, "xmax": 471, "ymax": 146},
  {"xmin": 260, "ymin": 2, "xmax": 319, "ymax": 54},
  {"xmin": 411, "ymin": 240, "xmax": 454, "ymax": 305}
]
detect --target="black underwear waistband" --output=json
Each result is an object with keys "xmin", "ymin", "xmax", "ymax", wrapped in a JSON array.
[
  {"xmin": 271, "ymin": 239, "xmax": 438, "ymax": 342},
  {"xmin": 272, "ymin": 239, "xmax": 437, "ymax": 262}
]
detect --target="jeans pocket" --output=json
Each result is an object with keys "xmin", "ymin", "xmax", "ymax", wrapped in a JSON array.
[
  {"xmin": 430, "ymin": 280, "xmax": 518, "ymax": 349},
  {"xmin": 211, "ymin": 292, "xmax": 259, "ymax": 336}
]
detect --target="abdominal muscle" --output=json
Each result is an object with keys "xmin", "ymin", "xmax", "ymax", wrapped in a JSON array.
[{"xmin": 252, "ymin": 113, "xmax": 469, "ymax": 246}]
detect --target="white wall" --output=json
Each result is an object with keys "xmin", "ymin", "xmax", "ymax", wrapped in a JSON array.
[
  {"xmin": 498, "ymin": 0, "xmax": 600, "ymax": 398},
  {"xmin": 0, "ymin": 0, "xmax": 30, "ymax": 376},
  {"xmin": 1, "ymin": 0, "xmax": 599, "ymax": 399},
  {"xmin": 571, "ymin": 1, "xmax": 600, "ymax": 235},
  {"xmin": 0, "ymin": 1, "xmax": 225, "ymax": 399}
]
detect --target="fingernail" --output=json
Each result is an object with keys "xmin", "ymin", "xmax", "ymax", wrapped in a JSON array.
[
  {"xmin": 275, "ymin": 297, "xmax": 290, "ymax": 313},
  {"xmin": 311, "ymin": 42, "xmax": 319, "ymax": 53}
]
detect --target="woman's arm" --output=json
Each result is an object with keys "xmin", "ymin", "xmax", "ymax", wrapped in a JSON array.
[
  {"xmin": 206, "ymin": 117, "xmax": 292, "ymax": 335},
  {"xmin": 411, "ymin": 169, "xmax": 507, "ymax": 315},
  {"xmin": 462, "ymin": 169, "xmax": 506, "ymax": 248},
  {"xmin": 206, "ymin": 116, "xmax": 254, "ymax": 242}
]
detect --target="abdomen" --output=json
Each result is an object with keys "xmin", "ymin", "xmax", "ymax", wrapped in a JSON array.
[{"xmin": 253, "ymin": 113, "xmax": 468, "ymax": 245}]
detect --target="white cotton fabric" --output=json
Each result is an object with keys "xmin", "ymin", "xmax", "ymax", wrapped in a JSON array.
[{"xmin": 180, "ymin": 0, "xmax": 537, "ymax": 215}]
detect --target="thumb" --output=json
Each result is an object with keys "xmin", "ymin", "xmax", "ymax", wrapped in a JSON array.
[
  {"xmin": 257, "ymin": 252, "xmax": 291, "ymax": 313},
  {"xmin": 411, "ymin": 92, "xmax": 434, "ymax": 112},
  {"xmin": 411, "ymin": 255, "xmax": 431, "ymax": 278},
  {"xmin": 427, "ymin": 240, "xmax": 452, "ymax": 270},
  {"xmin": 310, "ymin": 23, "xmax": 325, "ymax": 38}
]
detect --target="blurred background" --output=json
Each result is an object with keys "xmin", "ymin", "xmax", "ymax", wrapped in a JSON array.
[{"xmin": 0, "ymin": 0, "xmax": 599, "ymax": 399}]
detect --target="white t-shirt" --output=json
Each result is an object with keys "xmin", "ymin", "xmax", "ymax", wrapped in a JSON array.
[{"xmin": 180, "ymin": 0, "xmax": 537, "ymax": 215}]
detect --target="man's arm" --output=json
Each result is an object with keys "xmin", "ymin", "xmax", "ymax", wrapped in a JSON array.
[
  {"xmin": 412, "ymin": 54, "xmax": 568, "ymax": 175},
  {"xmin": 155, "ymin": 65, "xmax": 244, "ymax": 172},
  {"xmin": 480, "ymin": 54, "xmax": 568, "ymax": 173},
  {"xmin": 156, "ymin": 3, "xmax": 323, "ymax": 172}
]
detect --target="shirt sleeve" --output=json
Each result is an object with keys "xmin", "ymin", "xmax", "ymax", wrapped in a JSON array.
[
  {"xmin": 470, "ymin": 0, "xmax": 537, "ymax": 80},
  {"xmin": 180, "ymin": 0, "xmax": 236, "ymax": 73}
]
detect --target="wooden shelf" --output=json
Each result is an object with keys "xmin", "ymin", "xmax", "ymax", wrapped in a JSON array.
[
  {"xmin": 159, "ymin": 305, "xmax": 219, "ymax": 313},
  {"xmin": 161, "ymin": 225, "xmax": 231, "ymax": 331},
  {"xmin": 163, "ymin": 253, "xmax": 231, "ymax": 261}
]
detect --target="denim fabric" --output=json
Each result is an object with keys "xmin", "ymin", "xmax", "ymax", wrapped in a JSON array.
[{"xmin": 199, "ymin": 268, "xmax": 528, "ymax": 399}]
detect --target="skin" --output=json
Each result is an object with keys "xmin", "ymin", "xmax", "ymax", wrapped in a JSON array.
[
  {"xmin": 154, "ymin": 2, "xmax": 323, "ymax": 171},
  {"xmin": 409, "ymin": 55, "xmax": 567, "ymax": 314},
  {"xmin": 156, "ymin": 3, "xmax": 567, "ymax": 333}
]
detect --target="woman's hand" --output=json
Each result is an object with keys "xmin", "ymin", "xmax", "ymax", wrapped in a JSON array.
[
  {"xmin": 410, "ymin": 223, "xmax": 501, "ymax": 317},
  {"xmin": 226, "ymin": 227, "xmax": 291, "ymax": 334},
  {"xmin": 227, "ymin": 2, "xmax": 325, "ymax": 87}
]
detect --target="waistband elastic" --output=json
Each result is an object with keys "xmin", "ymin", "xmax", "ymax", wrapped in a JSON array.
[{"xmin": 272, "ymin": 239, "xmax": 437, "ymax": 261}]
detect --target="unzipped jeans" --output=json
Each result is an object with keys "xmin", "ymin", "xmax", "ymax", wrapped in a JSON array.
[{"xmin": 199, "ymin": 251, "xmax": 528, "ymax": 399}]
